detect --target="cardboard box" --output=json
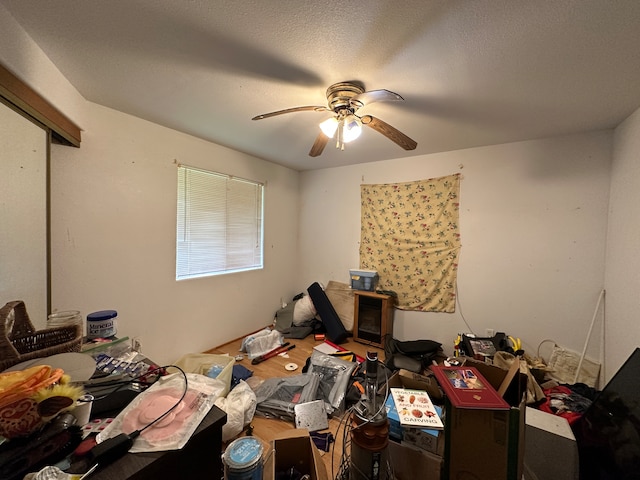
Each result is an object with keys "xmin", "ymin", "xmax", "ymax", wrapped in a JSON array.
[
  {"xmin": 384, "ymin": 393, "xmax": 405, "ymax": 441},
  {"xmin": 385, "ymin": 368, "xmax": 443, "ymax": 402},
  {"xmin": 384, "ymin": 394, "xmax": 444, "ymax": 456},
  {"xmin": 433, "ymin": 359, "xmax": 527, "ymax": 480},
  {"xmin": 388, "ymin": 438, "xmax": 442, "ymax": 480},
  {"xmin": 524, "ymin": 407, "xmax": 579, "ymax": 480},
  {"xmin": 382, "ymin": 369, "xmax": 444, "ymax": 455},
  {"xmin": 263, "ymin": 429, "xmax": 329, "ymax": 480},
  {"xmin": 403, "ymin": 425, "xmax": 444, "ymax": 457},
  {"xmin": 463, "ymin": 356, "xmax": 527, "ymax": 408}
]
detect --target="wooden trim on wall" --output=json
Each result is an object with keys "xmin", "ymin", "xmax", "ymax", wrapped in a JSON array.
[{"xmin": 0, "ymin": 62, "xmax": 81, "ymax": 147}]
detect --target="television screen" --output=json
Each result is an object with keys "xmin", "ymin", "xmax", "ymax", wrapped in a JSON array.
[{"xmin": 574, "ymin": 347, "xmax": 640, "ymax": 479}]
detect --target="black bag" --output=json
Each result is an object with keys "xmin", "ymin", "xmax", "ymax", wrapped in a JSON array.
[
  {"xmin": 307, "ymin": 282, "xmax": 349, "ymax": 344},
  {"xmin": 384, "ymin": 336, "xmax": 443, "ymax": 373}
]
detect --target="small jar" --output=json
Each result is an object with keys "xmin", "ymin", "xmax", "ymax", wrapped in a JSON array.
[
  {"xmin": 48, "ymin": 310, "xmax": 83, "ymax": 333},
  {"xmin": 86, "ymin": 310, "xmax": 118, "ymax": 339}
]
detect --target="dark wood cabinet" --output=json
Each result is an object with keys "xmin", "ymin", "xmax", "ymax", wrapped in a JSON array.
[
  {"xmin": 353, "ymin": 291, "xmax": 395, "ymax": 348},
  {"xmin": 91, "ymin": 405, "xmax": 226, "ymax": 480}
]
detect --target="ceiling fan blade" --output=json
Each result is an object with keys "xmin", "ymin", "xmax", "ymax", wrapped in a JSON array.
[
  {"xmin": 349, "ymin": 89, "xmax": 404, "ymax": 109},
  {"xmin": 361, "ymin": 115, "xmax": 417, "ymax": 151},
  {"xmin": 252, "ymin": 106, "xmax": 328, "ymax": 120},
  {"xmin": 309, "ymin": 132, "xmax": 329, "ymax": 157}
]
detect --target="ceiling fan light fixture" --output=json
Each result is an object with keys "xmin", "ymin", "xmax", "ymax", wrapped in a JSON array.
[
  {"xmin": 342, "ymin": 114, "xmax": 362, "ymax": 143},
  {"xmin": 319, "ymin": 117, "xmax": 339, "ymax": 138}
]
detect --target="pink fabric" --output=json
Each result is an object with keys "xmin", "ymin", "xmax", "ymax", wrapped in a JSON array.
[{"xmin": 121, "ymin": 388, "xmax": 201, "ymax": 442}]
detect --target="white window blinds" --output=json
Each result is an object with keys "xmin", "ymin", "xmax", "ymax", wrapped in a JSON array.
[{"xmin": 176, "ymin": 165, "xmax": 264, "ymax": 280}]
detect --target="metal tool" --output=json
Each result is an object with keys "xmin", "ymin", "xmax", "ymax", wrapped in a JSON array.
[{"xmin": 251, "ymin": 343, "xmax": 295, "ymax": 365}]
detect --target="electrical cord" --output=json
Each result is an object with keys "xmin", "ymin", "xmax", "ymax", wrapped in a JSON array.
[
  {"xmin": 332, "ymin": 358, "xmax": 390, "ymax": 480},
  {"xmin": 455, "ymin": 276, "xmax": 475, "ymax": 336},
  {"xmin": 332, "ymin": 404, "xmax": 355, "ymax": 480}
]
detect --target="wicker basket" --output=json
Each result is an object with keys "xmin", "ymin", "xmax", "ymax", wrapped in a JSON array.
[{"xmin": 0, "ymin": 300, "xmax": 82, "ymax": 372}]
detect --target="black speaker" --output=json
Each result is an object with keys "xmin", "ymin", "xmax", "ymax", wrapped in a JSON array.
[{"xmin": 307, "ymin": 282, "xmax": 349, "ymax": 344}]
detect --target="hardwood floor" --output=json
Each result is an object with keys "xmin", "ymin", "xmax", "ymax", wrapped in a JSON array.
[{"xmin": 205, "ymin": 330, "xmax": 384, "ymax": 478}]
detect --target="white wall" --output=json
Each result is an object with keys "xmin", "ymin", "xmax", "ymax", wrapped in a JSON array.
[
  {"xmin": 50, "ymin": 102, "xmax": 300, "ymax": 365},
  {"xmin": 0, "ymin": 4, "xmax": 86, "ymax": 127},
  {"xmin": 300, "ymin": 132, "xmax": 612, "ymax": 362},
  {"xmin": 1, "ymin": 7, "xmax": 301, "ymax": 365},
  {"xmin": 605, "ymin": 106, "xmax": 640, "ymax": 381}
]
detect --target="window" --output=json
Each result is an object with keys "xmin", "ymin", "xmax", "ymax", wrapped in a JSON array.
[{"xmin": 176, "ymin": 165, "xmax": 264, "ymax": 280}]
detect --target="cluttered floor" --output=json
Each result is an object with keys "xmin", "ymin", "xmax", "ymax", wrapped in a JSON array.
[
  {"xmin": 204, "ymin": 327, "xmax": 605, "ymax": 480},
  {"xmin": 207, "ymin": 333, "xmax": 383, "ymax": 478},
  {"xmin": 1, "ymin": 290, "xmax": 638, "ymax": 480},
  {"xmin": 204, "ymin": 318, "xmax": 639, "ymax": 480}
]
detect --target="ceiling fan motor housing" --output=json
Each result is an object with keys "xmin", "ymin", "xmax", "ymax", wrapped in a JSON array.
[{"xmin": 326, "ymin": 82, "xmax": 365, "ymax": 114}]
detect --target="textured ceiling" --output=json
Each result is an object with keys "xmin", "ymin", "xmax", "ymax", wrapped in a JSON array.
[{"xmin": 2, "ymin": 0, "xmax": 640, "ymax": 171}]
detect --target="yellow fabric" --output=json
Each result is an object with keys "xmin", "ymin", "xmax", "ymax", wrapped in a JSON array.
[
  {"xmin": 0, "ymin": 365, "xmax": 63, "ymax": 408},
  {"xmin": 360, "ymin": 174, "xmax": 461, "ymax": 312}
]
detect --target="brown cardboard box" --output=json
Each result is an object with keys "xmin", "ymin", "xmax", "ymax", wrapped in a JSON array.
[
  {"xmin": 385, "ymin": 368, "xmax": 443, "ymax": 401},
  {"xmin": 382, "ymin": 369, "xmax": 445, "ymax": 456},
  {"xmin": 388, "ymin": 438, "xmax": 442, "ymax": 480},
  {"xmin": 263, "ymin": 429, "xmax": 329, "ymax": 480},
  {"xmin": 438, "ymin": 358, "xmax": 527, "ymax": 480}
]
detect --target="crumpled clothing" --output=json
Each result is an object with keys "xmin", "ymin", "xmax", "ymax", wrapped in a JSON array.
[
  {"xmin": 538, "ymin": 385, "xmax": 592, "ymax": 425},
  {"xmin": 231, "ymin": 364, "xmax": 254, "ymax": 389},
  {"xmin": 310, "ymin": 431, "xmax": 334, "ymax": 452}
]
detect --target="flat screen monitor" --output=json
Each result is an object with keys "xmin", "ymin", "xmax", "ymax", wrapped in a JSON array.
[{"xmin": 574, "ymin": 347, "xmax": 640, "ymax": 479}]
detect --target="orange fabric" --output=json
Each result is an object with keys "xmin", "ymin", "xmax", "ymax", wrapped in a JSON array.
[{"xmin": 0, "ymin": 365, "xmax": 63, "ymax": 408}]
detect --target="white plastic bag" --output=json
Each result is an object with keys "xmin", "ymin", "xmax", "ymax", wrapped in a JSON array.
[
  {"xmin": 97, "ymin": 372, "xmax": 224, "ymax": 452},
  {"xmin": 241, "ymin": 329, "xmax": 283, "ymax": 360},
  {"xmin": 214, "ymin": 380, "xmax": 257, "ymax": 442}
]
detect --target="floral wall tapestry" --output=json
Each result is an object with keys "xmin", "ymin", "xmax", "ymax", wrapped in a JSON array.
[{"xmin": 360, "ymin": 174, "xmax": 461, "ymax": 312}]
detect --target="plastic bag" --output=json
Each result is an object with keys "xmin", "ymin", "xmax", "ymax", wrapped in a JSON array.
[
  {"xmin": 240, "ymin": 328, "xmax": 284, "ymax": 360},
  {"xmin": 97, "ymin": 372, "xmax": 224, "ymax": 452},
  {"xmin": 254, "ymin": 374, "xmax": 319, "ymax": 421},
  {"xmin": 214, "ymin": 380, "xmax": 257, "ymax": 442},
  {"xmin": 305, "ymin": 349, "xmax": 356, "ymax": 416}
]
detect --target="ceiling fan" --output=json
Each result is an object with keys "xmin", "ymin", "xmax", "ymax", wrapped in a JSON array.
[{"xmin": 252, "ymin": 81, "xmax": 418, "ymax": 157}]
